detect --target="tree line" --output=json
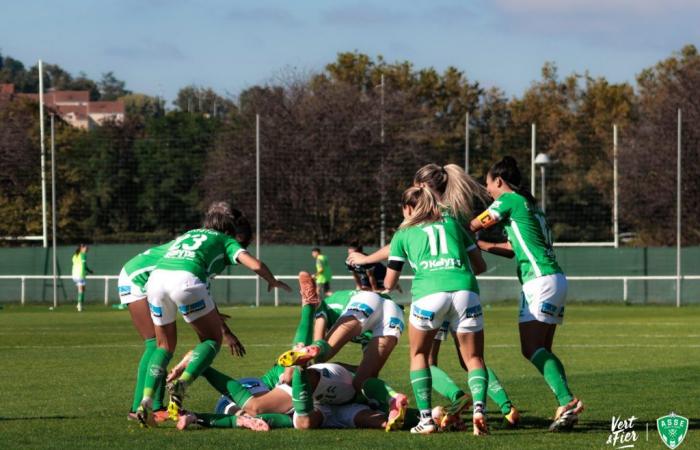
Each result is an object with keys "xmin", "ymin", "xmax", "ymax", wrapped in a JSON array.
[{"xmin": 0, "ymin": 47, "xmax": 698, "ymax": 245}]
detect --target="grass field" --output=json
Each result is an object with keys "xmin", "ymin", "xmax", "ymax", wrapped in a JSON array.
[{"xmin": 2, "ymin": 303, "xmax": 699, "ymax": 449}]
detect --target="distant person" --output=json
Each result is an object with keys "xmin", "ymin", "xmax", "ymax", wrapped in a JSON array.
[
  {"xmin": 311, "ymin": 247, "xmax": 332, "ymax": 297},
  {"xmin": 71, "ymin": 244, "xmax": 93, "ymax": 312}
]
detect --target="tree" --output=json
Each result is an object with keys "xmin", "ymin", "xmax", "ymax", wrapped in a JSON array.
[{"xmin": 98, "ymin": 71, "xmax": 130, "ymax": 100}]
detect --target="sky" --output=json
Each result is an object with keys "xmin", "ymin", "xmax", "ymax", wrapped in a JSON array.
[{"xmin": 1, "ymin": 0, "xmax": 699, "ymax": 103}]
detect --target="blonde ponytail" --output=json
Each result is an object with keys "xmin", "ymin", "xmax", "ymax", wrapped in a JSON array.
[
  {"xmin": 399, "ymin": 186, "xmax": 442, "ymax": 229},
  {"xmin": 414, "ymin": 163, "xmax": 489, "ymax": 221}
]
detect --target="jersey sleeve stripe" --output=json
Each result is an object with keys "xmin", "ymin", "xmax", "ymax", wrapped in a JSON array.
[
  {"xmin": 388, "ymin": 256, "xmax": 405, "ymax": 262},
  {"xmin": 231, "ymin": 248, "xmax": 247, "ymax": 264}
]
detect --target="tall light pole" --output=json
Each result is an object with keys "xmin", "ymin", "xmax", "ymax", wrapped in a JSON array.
[
  {"xmin": 379, "ymin": 74, "xmax": 386, "ymax": 247},
  {"xmin": 535, "ymin": 153, "xmax": 550, "ymax": 212}
]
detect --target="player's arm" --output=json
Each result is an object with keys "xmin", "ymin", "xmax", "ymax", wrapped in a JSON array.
[
  {"xmin": 313, "ymin": 315, "xmax": 328, "ymax": 341},
  {"xmin": 467, "ymin": 244, "xmax": 487, "ymax": 275},
  {"xmin": 218, "ymin": 309, "xmax": 245, "ymax": 357},
  {"xmin": 470, "ymin": 209, "xmax": 499, "ymax": 233},
  {"xmin": 477, "ymin": 240, "xmax": 515, "ymax": 259},
  {"xmin": 366, "ymin": 267, "xmax": 379, "ymax": 291},
  {"xmin": 237, "ymin": 252, "xmax": 292, "ymax": 292},
  {"xmin": 347, "ymin": 245, "xmax": 390, "ymax": 266},
  {"xmin": 384, "ymin": 235, "xmax": 405, "ymax": 292}
]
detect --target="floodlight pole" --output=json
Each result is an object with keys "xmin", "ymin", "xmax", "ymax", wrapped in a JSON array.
[
  {"xmin": 676, "ymin": 109, "xmax": 682, "ymax": 308},
  {"xmin": 464, "ymin": 112, "xmax": 470, "ymax": 173},
  {"xmin": 379, "ymin": 74, "xmax": 386, "ymax": 248},
  {"xmin": 51, "ymin": 114, "xmax": 58, "ymax": 308},
  {"xmin": 613, "ymin": 124, "xmax": 619, "ymax": 248},
  {"xmin": 255, "ymin": 114, "xmax": 261, "ymax": 308},
  {"xmin": 39, "ymin": 60, "xmax": 48, "ymax": 248},
  {"xmin": 531, "ymin": 123, "xmax": 536, "ymax": 195},
  {"xmin": 540, "ymin": 165, "xmax": 546, "ymax": 212}
]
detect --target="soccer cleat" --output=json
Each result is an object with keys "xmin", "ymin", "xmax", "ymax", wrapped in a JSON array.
[
  {"xmin": 504, "ymin": 406, "xmax": 520, "ymax": 427},
  {"xmin": 177, "ymin": 412, "xmax": 197, "ymax": 431},
  {"xmin": 277, "ymin": 344, "xmax": 320, "ymax": 367},
  {"xmin": 472, "ymin": 405, "xmax": 489, "ymax": 436},
  {"xmin": 549, "ymin": 398, "xmax": 584, "ymax": 432},
  {"xmin": 136, "ymin": 401, "xmax": 156, "ymax": 428},
  {"xmin": 167, "ymin": 380, "xmax": 187, "ymax": 421},
  {"xmin": 410, "ymin": 417, "xmax": 437, "ymax": 434},
  {"xmin": 236, "ymin": 414, "xmax": 271, "ymax": 431},
  {"xmin": 298, "ymin": 271, "xmax": 320, "ymax": 306},
  {"xmin": 385, "ymin": 393, "xmax": 408, "ymax": 432},
  {"xmin": 153, "ymin": 409, "xmax": 170, "ymax": 423}
]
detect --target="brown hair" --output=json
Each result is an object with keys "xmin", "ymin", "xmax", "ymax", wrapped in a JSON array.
[
  {"xmin": 399, "ymin": 186, "xmax": 442, "ymax": 229},
  {"xmin": 203, "ymin": 201, "xmax": 252, "ymax": 246},
  {"xmin": 413, "ymin": 163, "xmax": 489, "ymax": 220}
]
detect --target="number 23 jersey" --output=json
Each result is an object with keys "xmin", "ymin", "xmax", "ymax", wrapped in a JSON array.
[
  {"xmin": 486, "ymin": 192, "xmax": 562, "ymax": 284},
  {"xmin": 389, "ymin": 215, "xmax": 479, "ymax": 300},
  {"xmin": 155, "ymin": 228, "xmax": 247, "ymax": 282}
]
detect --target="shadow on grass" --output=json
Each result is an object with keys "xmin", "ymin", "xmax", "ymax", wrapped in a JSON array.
[{"xmin": 0, "ymin": 415, "xmax": 80, "ymax": 421}]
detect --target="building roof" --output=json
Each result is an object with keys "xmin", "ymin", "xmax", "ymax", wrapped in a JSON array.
[
  {"xmin": 88, "ymin": 101, "xmax": 125, "ymax": 114},
  {"xmin": 47, "ymin": 90, "xmax": 90, "ymax": 104},
  {"xmin": 0, "ymin": 84, "xmax": 15, "ymax": 94}
]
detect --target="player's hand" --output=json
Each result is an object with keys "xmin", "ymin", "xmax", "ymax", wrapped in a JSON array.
[
  {"xmin": 346, "ymin": 252, "xmax": 369, "ymax": 266},
  {"xmin": 223, "ymin": 331, "xmax": 246, "ymax": 357},
  {"xmin": 476, "ymin": 240, "xmax": 490, "ymax": 251},
  {"xmin": 167, "ymin": 351, "xmax": 192, "ymax": 382},
  {"xmin": 268, "ymin": 279, "xmax": 292, "ymax": 292},
  {"xmin": 279, "ymin": 366, "xmax": 295, "ymax": 385}
]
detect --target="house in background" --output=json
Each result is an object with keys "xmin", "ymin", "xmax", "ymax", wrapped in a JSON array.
[{"xmin": 1, "ymin": 83, "xmax": 124, "ymax": 129}]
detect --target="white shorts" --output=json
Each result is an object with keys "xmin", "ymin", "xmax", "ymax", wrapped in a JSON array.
[
  {"xmin": 145, "ymin": 269, "xmax": 215, "ymax": 326},
  {"xmin": 117, "ymin": 268, "xmax": 147, "ymax": 305},
  {"xmin": 73, "ymin": 277, "xmax": 86, "ymax": 287},
  {"xmin": 519, "ymin": 273, "xmax": 567, "ymax": 325},
  {"xmin": 293, "ymin": 403, "xmax": 370, "ymax": 429},
  {"xmin": 410, "ymin": 290, "xmax": 483, "ymax": 334},
  {"xmin": 308, "ymin": 363, "xmax": 356, "ymax": 405},
  {"xmin": 339, "ymin": 291, "xmax": 405, "ymax": 339},
  {"xmin": 434, "ymin": 320, "xmax": 451, "ymax": 341}
]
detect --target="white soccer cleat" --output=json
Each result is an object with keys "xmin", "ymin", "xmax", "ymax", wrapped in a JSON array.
[
  {"xmin": 549, "ymin": 398, "xmax": 584, "ymax": 432},
  {"xmin": 410, "ymin": 417, "xmax": 437, "ymax": 434}
]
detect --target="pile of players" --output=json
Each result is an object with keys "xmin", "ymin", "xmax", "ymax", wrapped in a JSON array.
[{"xmin": 118, "ymin": 157, "xmax": 583, "ymax": 435}]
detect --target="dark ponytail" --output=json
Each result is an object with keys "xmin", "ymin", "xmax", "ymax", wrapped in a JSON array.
[{"xmin": 488, "ymin": 156, "xmax": 537, "ymax": 205}]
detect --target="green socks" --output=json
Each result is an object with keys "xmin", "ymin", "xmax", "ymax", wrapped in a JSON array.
[
  {"xmin": 202, "ymin": 367, "xmax": 253, "ymax": 407},
  {"xmin": 312, "ymin": 339, "xmax": 332, "ymax": 362},
  {"xmin": 410, "ymin": 368, "xmax": 432, "ymax": 419},
  {"xmin": 77, "ymin": 291, "xmax": 84, "ymax": 305},
  {"xmin": 487, "ymin": 367, "xmax": 513, "ymax": 414},
  {"xmin": 530, "ymin": 348, "xmax": 574, "ymax": 406},
  {"xmin": 131, "ymin": 338, "xmax": 157, "ymax": 412},
  {"xmin": 467, "ymin": 368, "xmax": 488, "ymax": 408},
  {"xmin": 195, "ymin": 413, "xmax": 293, "ymax": 429},
  {"xmin": 142, "ymin": 347, "xmax": 172, "ymax": 403},
  {"xmin": 293, "ymin": 304, "xmax": 316, "ymax": 346},
  {"xmin": 180, "ymin": 340, "xmax": 221, "ymax": 384},
  {"xmin": 430, "ymin": 365, "xmax": 465, "ymax": 404},
  {"xmin": 361, "ymin": 377, "xmax": 398, "ymax": 411},
  {"xmin": 292, "ymin": 368, "xmax": 314, "ymax": 416}
]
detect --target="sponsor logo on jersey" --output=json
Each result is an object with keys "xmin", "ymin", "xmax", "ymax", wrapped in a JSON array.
[
  {"xmin": 465, "ymin": 305, "xmax": 483, "ymax": 319},
  {"xmin": 412, "ymin": 305, "xmax": 435, "ymax": 321},
  {"xmin": 540, "ymin": 302, "xmax": 557, "ymax": 316},
  {"xmin": 347, "ymin": 302, "xmax": 374, "ymax": 318},
  {"xmin": 388, "ymin": 317, "xmax": 405, "ymax": 332},
  {"xmin": 657, "ymin": 413, "xmax": 688, "ymax": 449},
  {"xmin": 118, "ymin": 285, "xmax": 131, "ymax": 296},
  {"xmin": 419, "ymin": 257, "xmax": 463, "ymax": 270},
  {"xmin": 148, "ymin": 302, "xmax": 162, "ymax": 317},
  {"xmin": 165, "ymin": 249, "xmax": 196, "ymax": 259},
  {"xmin": 178, "ymin": 299, "xmax": 207, "ymax": 316}
]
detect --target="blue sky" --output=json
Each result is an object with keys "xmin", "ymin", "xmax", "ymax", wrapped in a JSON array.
[{"xmin": 1, "ymin": 0, "xmax": 698, "ymax": 103}]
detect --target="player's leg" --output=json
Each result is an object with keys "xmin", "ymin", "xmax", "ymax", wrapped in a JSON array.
[
  {"xmin": 177, "ymin": 411, "xmax": 271, "ymax": 431},
  {"xmin": 241, "ymin": 387, "xmax": 294, "ymax": 416},
  {"xmin": 451, "ymin": 290, "xmax": 489, "ymax": 435},
  {"xmin": 293, "ymin": 271, "xmax": 320, "ymax": 346},
  {"xmin": 291, "ymin": 366, "xmax": 324, "ymax": 429},
  {"xmin": 520, "ymin": 273, "xmax": 582, "ymax": 431},
  {"xmin": 75, "ymin": 279, "xmax": 85, "ymax": 311},
  {"xmin": 166, "ymin": 274, "xmax": 222, "ymax": 418},
  {"xmin": 125, "ymin": 297, "xmax": 158, "ymax": 416}
]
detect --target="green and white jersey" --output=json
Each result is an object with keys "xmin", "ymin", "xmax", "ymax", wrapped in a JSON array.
[
  {"xmin": 155, "ymin": 228, "xmax": 247, "ymax": 283},
  {"xmin": 487, "ymin": 192, "xmax": 563, "ymax": 284},
  {"xmin": 315, "ymin": 290, "xmax": 374, "ymax": 346},
  {"xmin": 389, "ymin": 215, "xmax": 479, "ymax": 300},
  {"xmin": 122, "ymin": 242, "xmax": 172, "ymax": 290}
]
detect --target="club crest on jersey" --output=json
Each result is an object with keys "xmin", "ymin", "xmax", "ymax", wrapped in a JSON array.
[{"xmin": 657, "ymin": 412, "xmax": 688, "ymax": 449}]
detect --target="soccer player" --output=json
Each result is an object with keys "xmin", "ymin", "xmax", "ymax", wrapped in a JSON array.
[
  {"xmin": 311, "ymin": 247, "xmax": 332, "ymax": 297},
  {"xmin": 470, "ymin": 156, "xmax": 583, "ymax": 432},
  {"xmin": 71, "ymin": 244, "xmax": 93, "ymax": 312},
  {"xmin": 345, "ymin": 243, "xmax": 390, "ymax": 291},
  {"xmin": 118, "ymin": 243, "xmax": 246, "ymax": 423},
  {"xmin": 135, "ymin": 202, "xmax": 291, "ymax": 427},
  {"xmin": 277, "ymin": 273, "xmax": 407, "ymax": 431},
  {"xmin": 386, "ymin": 186, "xmax": 490, "ymax": 435}
]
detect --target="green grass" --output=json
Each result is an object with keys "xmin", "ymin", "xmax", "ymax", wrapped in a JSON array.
[{"xmin": 2, "ymin": 303, "xmax": 700, "ymax": 449}]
